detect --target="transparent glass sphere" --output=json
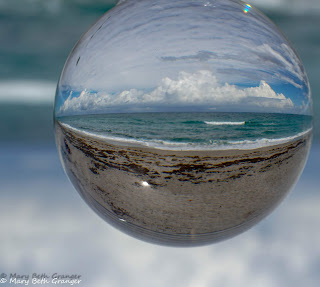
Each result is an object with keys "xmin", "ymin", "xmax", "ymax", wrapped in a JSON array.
[{"xmin": 54, "ymin": 0, "xmax": 312, "ymax": 246}]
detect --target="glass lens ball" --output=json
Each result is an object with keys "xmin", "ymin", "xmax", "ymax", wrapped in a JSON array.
[{"xmin": 54, "ymin": 0, "xmax": 312, "ymax": 246}]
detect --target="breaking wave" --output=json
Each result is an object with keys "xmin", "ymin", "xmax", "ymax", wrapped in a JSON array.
[{"xmin": 204, "ymin": 121, "xmax": 245, "ymax": 126}]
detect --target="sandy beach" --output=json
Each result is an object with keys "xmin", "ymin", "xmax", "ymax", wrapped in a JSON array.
[{"xmin": 55, "ymin": 121, "xmax": 312, "ymax": 244}]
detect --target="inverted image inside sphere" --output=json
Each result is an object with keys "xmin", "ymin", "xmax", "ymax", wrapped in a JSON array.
[{"xmin": 54, "ymin": 0, "xmax": 312, "ymax": 246}]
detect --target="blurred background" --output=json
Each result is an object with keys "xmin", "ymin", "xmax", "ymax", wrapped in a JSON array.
[{"xmin": 0, "ymin": 0, "xmax": 319, "ymax": 286}]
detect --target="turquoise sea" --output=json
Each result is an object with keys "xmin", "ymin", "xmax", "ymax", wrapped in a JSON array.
[{"xmin": 57, "ymin": 112, "xmax": 312, "ymax": 150}]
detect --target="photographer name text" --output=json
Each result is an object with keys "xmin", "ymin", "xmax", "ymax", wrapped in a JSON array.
[{"xmin": 0, "ymin": 273, "xmax": 82, "ymax": 286}]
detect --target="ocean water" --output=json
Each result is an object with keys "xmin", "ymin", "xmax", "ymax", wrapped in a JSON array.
[{"xmin": 57, "ymin": 112, "xmax": 312, "ymax": 150}]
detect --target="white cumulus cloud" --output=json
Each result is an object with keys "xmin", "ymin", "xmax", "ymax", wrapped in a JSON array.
[{"xmin": 58, "ymin": 70, "xmax": 294, "ymax": 115}]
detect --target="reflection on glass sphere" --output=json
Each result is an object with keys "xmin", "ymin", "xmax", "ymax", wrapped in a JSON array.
[{"xmin": 54, "ymin": 0, "xmax": 312, "ymax": 246}]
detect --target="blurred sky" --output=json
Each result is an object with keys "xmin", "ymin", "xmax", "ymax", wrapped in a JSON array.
[{"xmin": 0, "ymin": 1, "xmax": 319, "ymax": 286}]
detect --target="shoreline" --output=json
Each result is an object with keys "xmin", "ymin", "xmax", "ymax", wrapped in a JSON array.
[
  {"xmin": 58, "ymin": 121, "xmax": 312, "ymax": 154},
  {"xmin": 55, "ymin": 120, "xmax": 312, "ymax": 240}
]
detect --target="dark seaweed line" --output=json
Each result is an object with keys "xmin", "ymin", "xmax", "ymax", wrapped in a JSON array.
[{"xmin": 61, "ymin": 125, "xmax": 306, "ymax": 185}]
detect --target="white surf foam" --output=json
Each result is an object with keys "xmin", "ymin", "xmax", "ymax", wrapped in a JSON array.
[
  {"xmin": 59, "ymin": 122, "xmax": 152, "ymax": 147},
  {"xmin": 59, "ymin": 122, "xmax": 312, "ymax": 151},
  {"xmin": 225, "ymin": 128, "xmax": 313, "ymax": 150},
  {"xmin": 205, "ymin": 121, "xmax": 245, "ymax": 126}
]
